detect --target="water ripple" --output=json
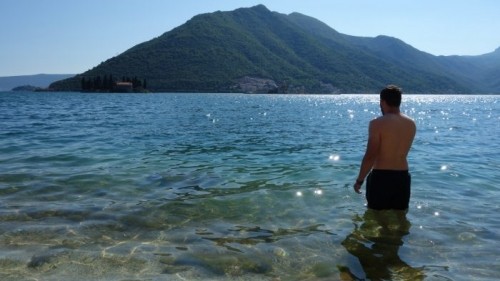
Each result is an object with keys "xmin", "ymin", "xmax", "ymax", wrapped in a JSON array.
[{"xmin": 0, "ymin": 92, "xmax": 498, "ymax": 280}]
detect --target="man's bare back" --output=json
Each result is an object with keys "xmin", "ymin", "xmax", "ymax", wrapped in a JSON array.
[{"xmin": 371, "ymin": 113, "xmax": 416, "ymax": 170}]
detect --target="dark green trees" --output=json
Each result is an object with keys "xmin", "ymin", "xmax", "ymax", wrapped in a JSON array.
[{"xmin": 80, "ymin": 75, "xmax": 147, "ymax": 92}]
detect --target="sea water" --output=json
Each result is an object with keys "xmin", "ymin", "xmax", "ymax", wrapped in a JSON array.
[{"xmin": 0, "ymin": 92, "xmax": 498, "ymax": 280}]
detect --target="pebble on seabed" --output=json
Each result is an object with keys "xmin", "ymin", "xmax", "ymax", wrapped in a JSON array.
[
  {"xmin": 272, "ymin": 247, "xmax": 287, "ymax": 257},
  {"xmin": 458, "ymin": 232, "xmax": 476, "ymax": 241}
]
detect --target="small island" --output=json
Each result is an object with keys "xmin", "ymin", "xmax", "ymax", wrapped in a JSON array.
[{"xmin": 12, "ymin": 85, "xmax": 44, "ymax": 92}]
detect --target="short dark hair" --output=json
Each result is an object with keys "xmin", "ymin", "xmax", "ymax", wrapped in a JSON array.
[{"xmin": 380, "ymin": 85, "xmax": 402, "ymax": 107}]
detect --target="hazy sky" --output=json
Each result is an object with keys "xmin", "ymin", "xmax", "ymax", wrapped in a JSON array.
[{"xmin": 1, "ymin": 0, "xmax": 499, "ymax": 76}]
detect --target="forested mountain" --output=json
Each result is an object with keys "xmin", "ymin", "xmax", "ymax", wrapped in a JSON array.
[{"xmin": 51, "ymin": 5, "xmax": 500, "ymax": 94}]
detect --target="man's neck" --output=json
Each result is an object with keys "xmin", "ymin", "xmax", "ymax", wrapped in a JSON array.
[{"xmin": 384, "ymin": 107, "xmax": 400, "ymax": 114}]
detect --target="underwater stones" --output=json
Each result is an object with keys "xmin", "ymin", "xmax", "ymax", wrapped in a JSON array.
[
  {"xmin": 0, "ymin": 258, "xmax": 24, "ymax": 268},
  {"xmin": 59, "ymin": 238, "xmax": 85, "ymax": 249},
  {"xmin": 168, "ymin": 253, "xmax": 272, "ymax": 277},
  {"xmin": 458, "ymin": 232, "xmax": 477, "ymax": 241},
  {"xmin": 309, "ymin": 262, "xmax": 337, "ymax": 278},
  {"xmin": 272, "ymin": 247, "xmax": 287, "ymax": 257},
  {"xmin": 28, "ymin": 251, "xmax": 69, "ymax": 271},
  {"xmin": 161, "ymin": 264, "xmax": 191, "ymax": 274}
]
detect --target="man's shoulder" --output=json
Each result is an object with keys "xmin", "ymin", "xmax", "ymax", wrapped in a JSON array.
[
  {"xmin": 369, "ymin": 117, "xmax": 385, "ymax": 132},
  {"xmin": 401, "ymin": 113, "xmax": 415, "ymax": 121},
  {"xmin": 372, "ymin": 114, "xmax": 415, "ymax": 127},
  {"xmin": 401, "ymin": 114, "xmax": 417, "ymax": 127},
  {"xmin": 371, "ymin": 115, "xmax": 390, "ymax": 123}
]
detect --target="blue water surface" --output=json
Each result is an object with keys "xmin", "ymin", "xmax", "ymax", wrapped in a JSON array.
[{"xmin": 0, "ymin": 92, "xmax": 498, "ymax": 280}]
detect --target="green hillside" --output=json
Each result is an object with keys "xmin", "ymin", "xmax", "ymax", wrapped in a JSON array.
[{"xmin": 51, "ymin": 5, "xmax": 500, "ymax": 94}]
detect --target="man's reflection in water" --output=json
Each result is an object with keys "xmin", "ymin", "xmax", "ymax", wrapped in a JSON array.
[{"xmin": 340, "ymin": 209, "xmax": 425, "ymax": 280}]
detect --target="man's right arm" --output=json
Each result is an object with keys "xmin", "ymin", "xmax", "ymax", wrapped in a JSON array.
[{"xmin": 354, "ymin": 120, "xmax": 380, "ymax": 193}]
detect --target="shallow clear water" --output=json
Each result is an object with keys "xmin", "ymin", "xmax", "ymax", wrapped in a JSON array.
[{"xmin": 0, "ymin": 92, "xmax": 498, "ymax": 280}]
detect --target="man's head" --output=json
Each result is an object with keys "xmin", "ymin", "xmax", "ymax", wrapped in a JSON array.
[{"xmin": 380, "ymin": 85, "xmax": 402, "ymax": 107}]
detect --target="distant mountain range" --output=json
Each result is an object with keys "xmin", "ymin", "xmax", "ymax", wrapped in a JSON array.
[
  {"xmin": 0, "ymin": 74, "xmax": 74, "ymax": 91},
  {"xmin": 50, "ymin": 5, "xmax": 499, "ymax": 94}
]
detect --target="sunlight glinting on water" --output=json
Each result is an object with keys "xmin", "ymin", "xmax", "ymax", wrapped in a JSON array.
[{"xmin": 0, "ymin": 93, "xmax": 498, "ymax": 280}]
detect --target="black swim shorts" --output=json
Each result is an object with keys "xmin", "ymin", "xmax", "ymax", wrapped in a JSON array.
[{"xmin": 365, "ymin": 169, "xmax": 411, "ymax": 210}]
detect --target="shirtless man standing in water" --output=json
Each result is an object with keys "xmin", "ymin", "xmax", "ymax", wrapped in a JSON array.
[{"xmin": 353, "ymin": 85, "xmax": 416, "ymax": 210}]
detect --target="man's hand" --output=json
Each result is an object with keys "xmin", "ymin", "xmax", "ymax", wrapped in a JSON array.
[{"xmin": 353, "ymin": 181, "xmax": 363, "ymax": 194}]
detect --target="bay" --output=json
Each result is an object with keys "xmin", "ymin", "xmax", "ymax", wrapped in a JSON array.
[{"xmin": 0, "ymin": 92, "xmax": 498, "ymax": 280}]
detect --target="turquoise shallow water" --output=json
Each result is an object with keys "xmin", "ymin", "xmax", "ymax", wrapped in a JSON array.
[{"xmin": 0, "ymin": 92, "xmax": 498, "ymax": 280}]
